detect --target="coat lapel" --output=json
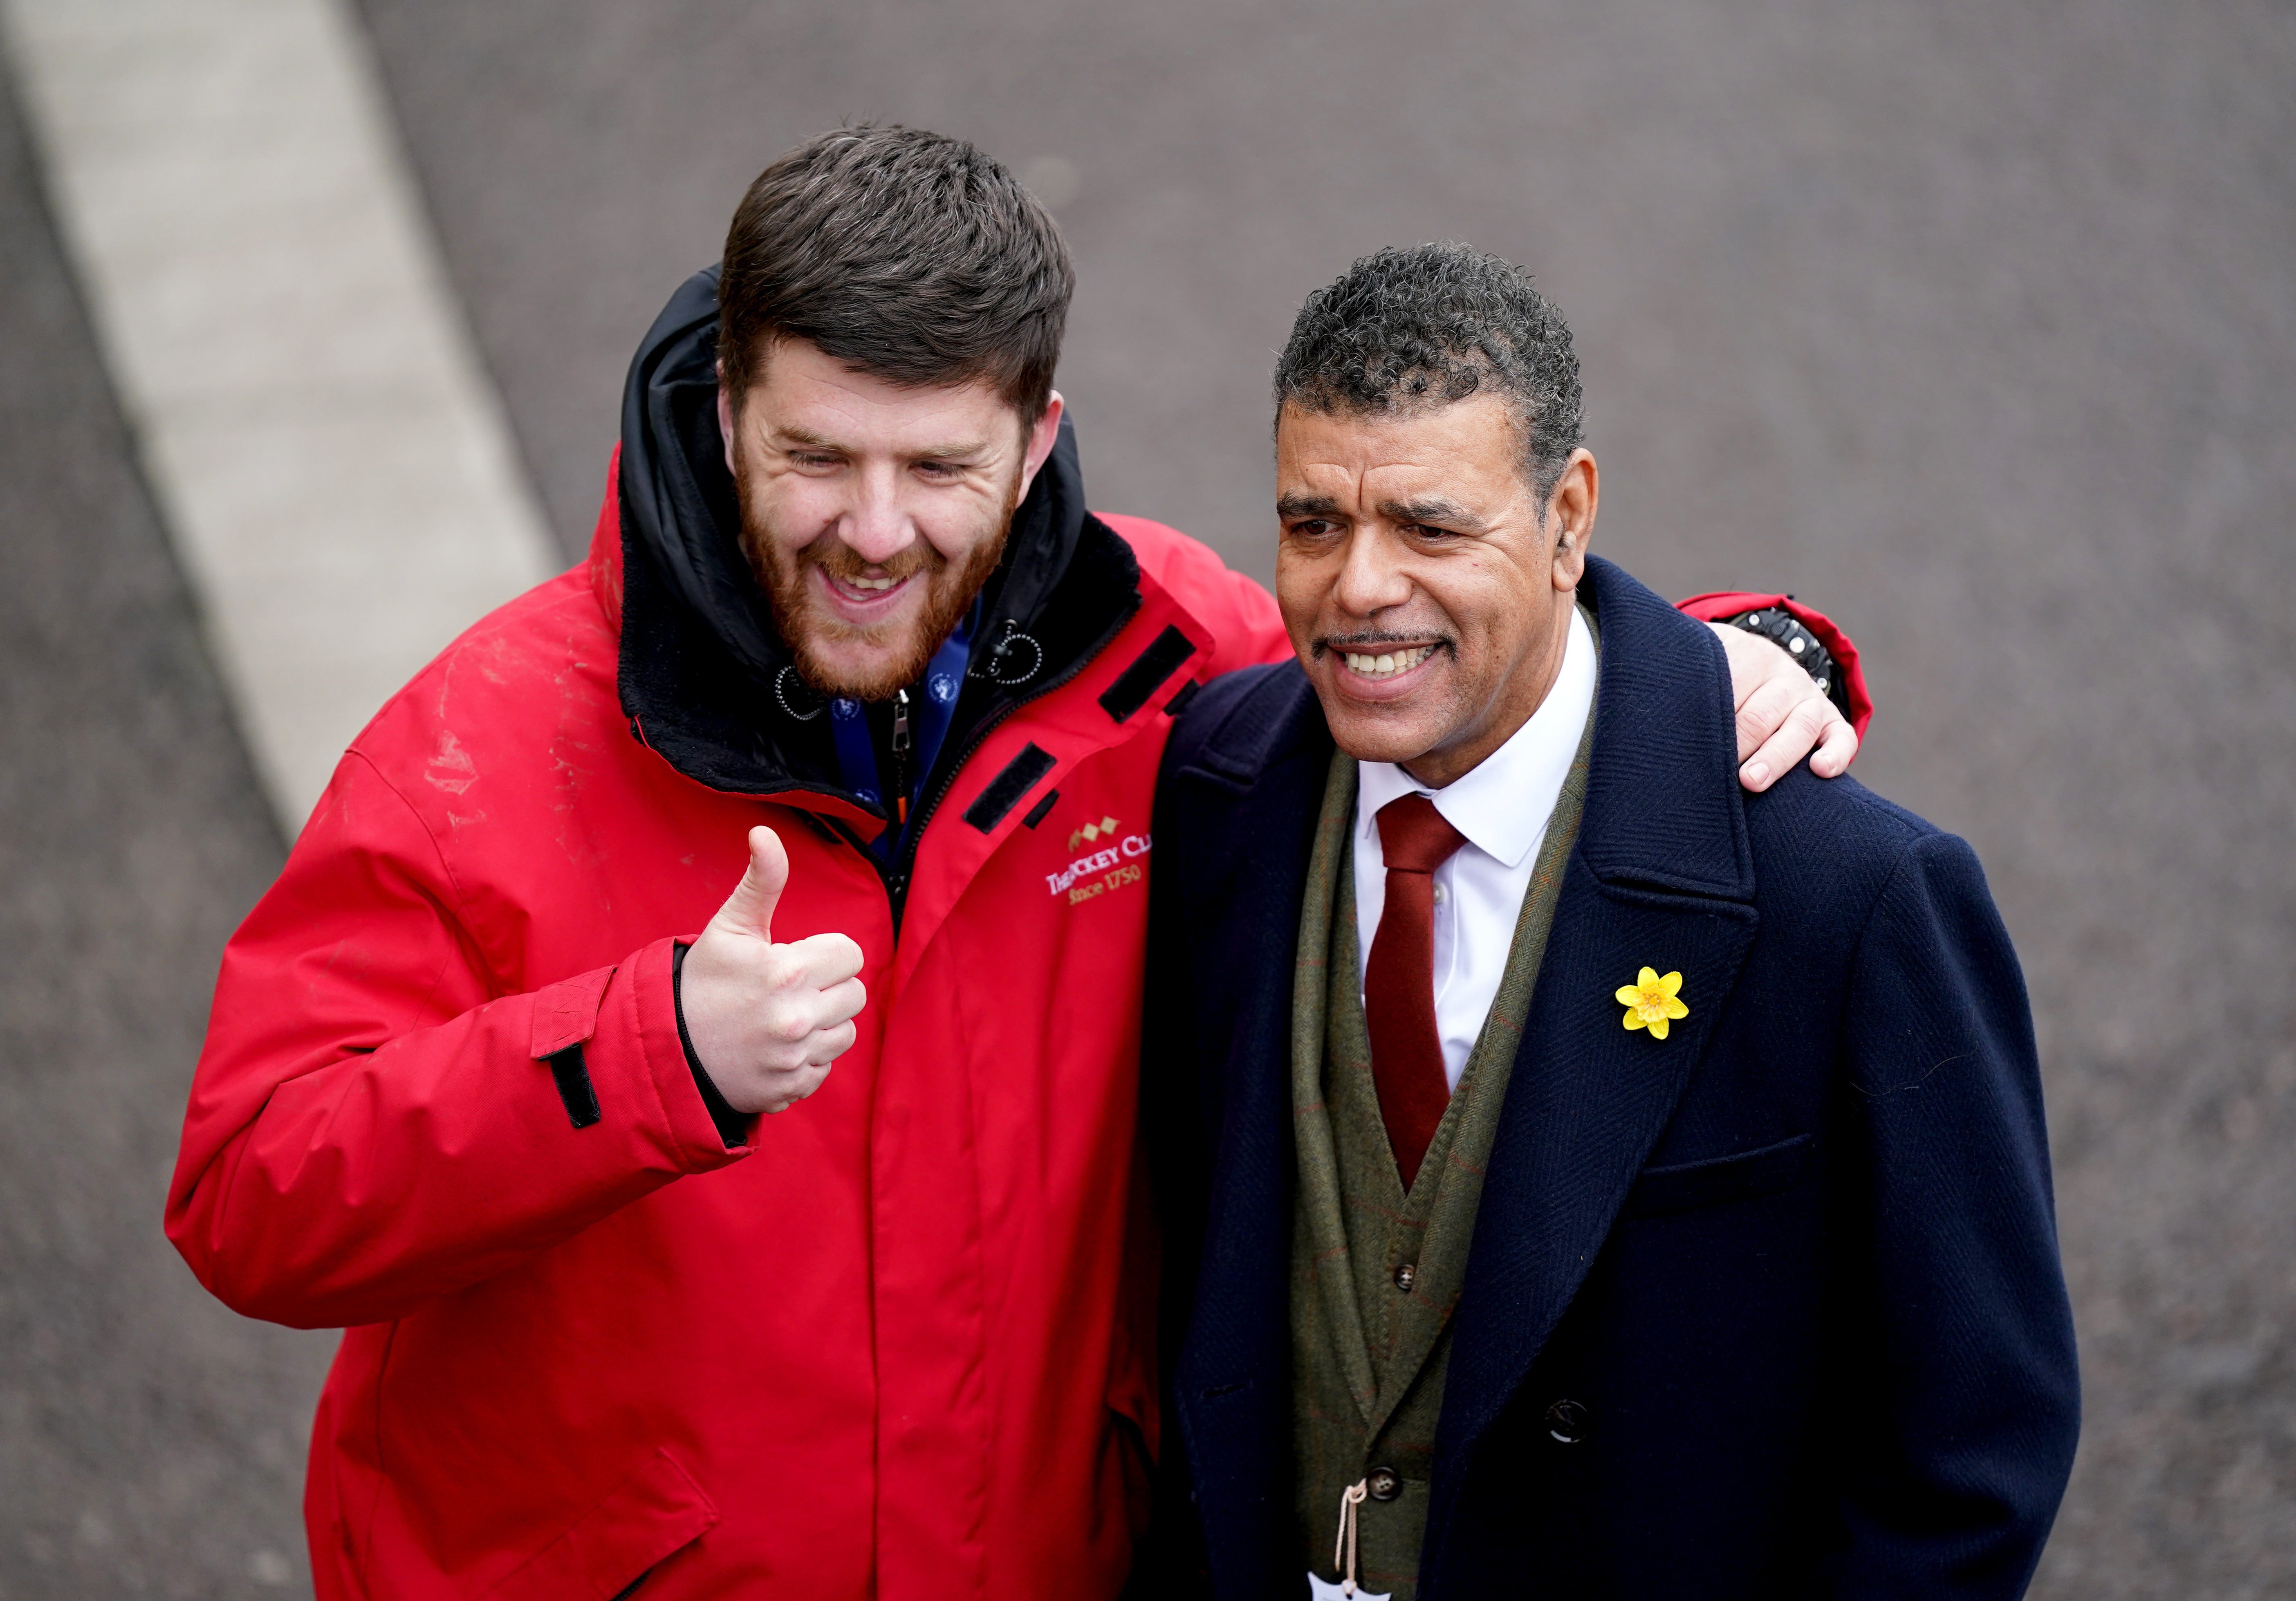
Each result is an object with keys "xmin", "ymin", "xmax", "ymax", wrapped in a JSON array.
[
  {"xmin": 1161, "ymin": 665, "xmax": 1334, "ymax": 1596},
  {"xmin": 1421, "ymin": 560, "xmax": 1762, "ymax": 1588}
]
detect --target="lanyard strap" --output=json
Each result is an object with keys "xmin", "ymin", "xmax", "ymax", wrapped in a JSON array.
[
  {"xmin": 1333, "ymin": 1479, "xmax": 1369, "ymax": 1596},
  {"xmin": 827, "ymin": 602, "xmax": 978, "ymax": 859}
]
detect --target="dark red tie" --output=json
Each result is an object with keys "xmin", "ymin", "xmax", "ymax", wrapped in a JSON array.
[{"xmin": 1365, "ymin": 794, "xmax": 1467, "ymax": 1190}]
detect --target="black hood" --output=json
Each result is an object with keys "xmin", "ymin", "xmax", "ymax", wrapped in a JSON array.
[{"xmin": 614, "ymin": 267, "xmax": 1139, "ymax": 809}]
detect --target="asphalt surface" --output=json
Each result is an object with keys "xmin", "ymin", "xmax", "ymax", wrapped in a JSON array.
[
  {"xmin": 0, "ymin": 56, "xmax": 333, "ymax": 1599},
  {"xmin": 5, "ymin": 0, "xmax": 2294, "ymax": 1594}
]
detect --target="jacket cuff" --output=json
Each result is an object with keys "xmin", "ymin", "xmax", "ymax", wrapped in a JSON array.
[
  {"xmin": 1675, "ymin": 590, "xmax": 1872, "ymax": 739},
  {"xmin": 619, "ymin": 936, "xmax": 749, "ymax": 1171},
  {"xmin": 671, "ymin": 941, "xmax": 757, "ymax": 1151}
]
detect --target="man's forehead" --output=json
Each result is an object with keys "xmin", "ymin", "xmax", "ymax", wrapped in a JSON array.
[
  {"xmin": 1275, "ymin": 395, "xmax": 1520, "ymax": 503},
  {"xmin": 745, "ymin": 339, "xmax": 1020, "ymax": 444}
]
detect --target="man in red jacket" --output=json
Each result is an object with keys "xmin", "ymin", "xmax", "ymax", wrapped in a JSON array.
[{"xmin": 167, "ymin": 126, "xmax": 1863, "ymax": 1600}]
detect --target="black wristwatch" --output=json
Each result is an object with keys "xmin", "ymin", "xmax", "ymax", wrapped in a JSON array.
[{"xmin": 1718, "ymin": 604, "xmax": 1852, "ymax": 720}]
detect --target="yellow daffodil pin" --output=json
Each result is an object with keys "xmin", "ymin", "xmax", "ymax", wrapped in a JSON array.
[{"xmin": 1616, "ymin": 967, "xmax": 1689, "ymax": 1040}]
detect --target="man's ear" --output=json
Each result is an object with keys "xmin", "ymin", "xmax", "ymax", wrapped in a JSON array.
[
  {"xmin": 1014, "ymin": 392, "xmax": 1066, "ymax": 502},
  {"xmin": 1547, "ymin": 448, "xmax": 1598, "ymax": 591},
  {"xmin": 715, "ymin": 363, "xmax": 738, "ymax": 477}
]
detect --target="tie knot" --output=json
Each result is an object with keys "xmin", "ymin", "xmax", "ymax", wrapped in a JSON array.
[{"xmin": 1376, "ymin": 793, "xmax": 1467, "ymax": 874}]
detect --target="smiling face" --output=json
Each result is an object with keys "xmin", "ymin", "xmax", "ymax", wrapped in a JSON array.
[
  {"xmin": 720, "ymin": 338, "xmax": 1065, "ymax": 699},
  {"xmin": 1274, "ymin": 394, "xmax": 1597, "ymax": 787}
]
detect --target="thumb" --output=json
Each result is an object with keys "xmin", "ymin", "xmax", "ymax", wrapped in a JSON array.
[{"xmin": 713, "ymin": 825, "xmax": 789, "ymax": 942}]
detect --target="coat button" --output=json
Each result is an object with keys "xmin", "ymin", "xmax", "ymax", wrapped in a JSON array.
[
  {"xmin": 1544, "ymin": 1399, "xmax": 1590, "ymax": 1444},
  {"xmin": 1366, "ymin": 1466, "xmax": 1401, "ymax": 1501},
  {"xmin": 1392, "ymin": 1262, "xmax": 1417, "ymax": 1294}
]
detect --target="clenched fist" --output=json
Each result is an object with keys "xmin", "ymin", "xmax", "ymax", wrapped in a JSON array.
[{"xmin": 680, "ymin": 826, "xmax": 868, "ymax": 1115}]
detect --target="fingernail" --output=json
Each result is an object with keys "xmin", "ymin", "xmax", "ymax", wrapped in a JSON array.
[{"xmin": 1744, "ymin": 761, "xmax": 1769, "ymax": 786}]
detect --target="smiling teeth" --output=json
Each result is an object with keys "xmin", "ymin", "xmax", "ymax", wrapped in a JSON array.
[
  {"xmin": 849, "ymin": 576, "xmax": 898, "ymax": 592},
  {"xmin": 1343, "ymin": 646, "xmax": 1435, "ymax": 678}
]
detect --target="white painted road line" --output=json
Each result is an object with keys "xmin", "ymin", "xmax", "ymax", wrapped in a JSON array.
[{"xmin": 1, "ymin": 0, "xmax": 558, "ymax": 830}]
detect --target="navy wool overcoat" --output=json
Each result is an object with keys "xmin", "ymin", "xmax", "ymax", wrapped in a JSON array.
[{"xmin": 1134, "ymin": 556, "xmax": 2080, "ymax": 1600}]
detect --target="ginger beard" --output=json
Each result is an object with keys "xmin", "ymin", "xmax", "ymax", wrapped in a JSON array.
[{"xmin": 737, "ymin": 458, "xmax": 1021, "ymax": 701}]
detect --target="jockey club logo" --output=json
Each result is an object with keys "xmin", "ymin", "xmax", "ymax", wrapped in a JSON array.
[
  {"xmin": 1067, "ymin": 815, "xmax": 1119, "ymax": 851},
  {"xmin": 1047, "ymin": 814, "xmax": 1153, "ymax": 904}
]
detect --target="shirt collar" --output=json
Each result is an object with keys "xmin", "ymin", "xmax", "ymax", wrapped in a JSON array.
[{"xmin": 1356, "ymin": 605, "xmax": 1598, "ymax": 869}]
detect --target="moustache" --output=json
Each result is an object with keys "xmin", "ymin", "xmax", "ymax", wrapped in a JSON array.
[
  {"xmin": 1313, "ymin": 632, "xmax": 1453, "ymax": 657},
  {"xmin": 799, "ymin": 538, "xmax": 940, "ymax": 585}
]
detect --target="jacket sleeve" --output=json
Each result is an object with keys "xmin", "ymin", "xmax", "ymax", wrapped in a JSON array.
[
  {"xmin": 1675, "ymin": 589, "xmax": 1872, "ymax": 738},
  {"xmin": 1827, "ymin": 831, "xmax": 2080, "ymax": 1597},
  {"xmin": 164, "ymin": 749, "xmax": 745, "ymax": 1330}
]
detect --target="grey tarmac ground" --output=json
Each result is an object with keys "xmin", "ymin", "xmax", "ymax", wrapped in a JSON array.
[
  {"xmin": 0, "ymin": 58, "xmax": 333, "ymax": 1597},
  {"xmin": 4, "ymin": 0, "xmax": 2294, "ymax": 1595}
]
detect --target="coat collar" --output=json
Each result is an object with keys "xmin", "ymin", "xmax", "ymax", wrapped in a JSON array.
[{"xmin": 1570, "ymin": 556, "xmax": 1756, "ymax": 900}]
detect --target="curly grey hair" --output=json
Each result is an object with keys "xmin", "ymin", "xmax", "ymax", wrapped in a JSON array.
[{"xmin": 1273, "ymin": 242, "xmax": 1585, "ymax": 499}]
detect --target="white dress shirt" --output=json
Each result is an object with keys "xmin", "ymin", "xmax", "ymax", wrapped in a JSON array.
[{"xmin": 1353, "ymin": 607, "xmax": 1597, "ymax": 1091}]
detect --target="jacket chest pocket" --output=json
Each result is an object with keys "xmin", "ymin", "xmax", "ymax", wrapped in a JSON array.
[{"xmin": 1619, "ymin": 1132, "xmax": 1817, "ymax": 1222}]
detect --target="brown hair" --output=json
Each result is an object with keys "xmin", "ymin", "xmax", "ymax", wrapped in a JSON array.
[{"xmin": 718, "ymin": 125, "xmax": 1073, "ymax": 419}]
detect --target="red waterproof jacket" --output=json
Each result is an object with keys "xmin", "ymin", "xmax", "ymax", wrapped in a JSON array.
[
  {"xmin": 170, "ymin": 478, "xmax": 1283, "ymax": 1599},
  {"xmin": 169, "ymin": 272, "xmax": 1868, "ymax": 1601}
]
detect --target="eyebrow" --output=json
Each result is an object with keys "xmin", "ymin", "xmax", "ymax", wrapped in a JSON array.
[
  {"xmin": 1276, "ymin": 490, "xmax": 1497, "ymax": 531},
  {"xmin": 772, "ymin": 425, "xmax": 841, "ymax": 450},
  {"xmin": 773, "ymin": 425, "xmax": 990, "ymax": 460},
  {"xmin": 1377, "ymin": 496, "xmax": 1491, "ymax": 532}
]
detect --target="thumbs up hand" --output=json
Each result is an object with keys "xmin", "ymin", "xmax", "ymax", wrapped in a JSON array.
[{"xmin": 679, "ymin": 826, "xmax": 868, "ymax": 1115}]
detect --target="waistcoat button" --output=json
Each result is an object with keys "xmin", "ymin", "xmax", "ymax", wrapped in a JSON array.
[
  {"xmin": 1393, "ymin": 1262, "xmax": 1417, "ymax": 1293},
  {"xmin": 1366, "ymin": 1466, "xmax": 1401, "ymax": 1501},
  {"xmin": 1545, "ymin": 1399, "xmax": 1591, "ymax": 1444}
]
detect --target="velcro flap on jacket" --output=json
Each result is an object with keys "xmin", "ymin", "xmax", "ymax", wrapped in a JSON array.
[{"xmin": 529, "ymin": 966, "xmax": 620, "ymax": 1061}]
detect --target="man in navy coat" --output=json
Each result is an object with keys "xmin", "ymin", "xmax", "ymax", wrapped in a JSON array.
[{"xmin": 1137, "ymin": 244, "xmax": 2079, "ymax": 1599}]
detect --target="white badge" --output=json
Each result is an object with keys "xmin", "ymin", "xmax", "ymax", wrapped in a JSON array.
[{"xmin": 1308, "ymin": 1574, "xmax": 1391, "ymax": 1601}]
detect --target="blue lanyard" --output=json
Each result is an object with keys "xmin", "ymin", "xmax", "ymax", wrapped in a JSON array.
[{"xmin": 827, "ymin": 602, "xmax": 977, "ymax": 859}]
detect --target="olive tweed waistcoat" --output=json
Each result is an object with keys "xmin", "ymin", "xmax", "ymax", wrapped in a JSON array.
[{"xmin": 1289, "ymin": 698, "xmax": 1595, "ymax": 1601}]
